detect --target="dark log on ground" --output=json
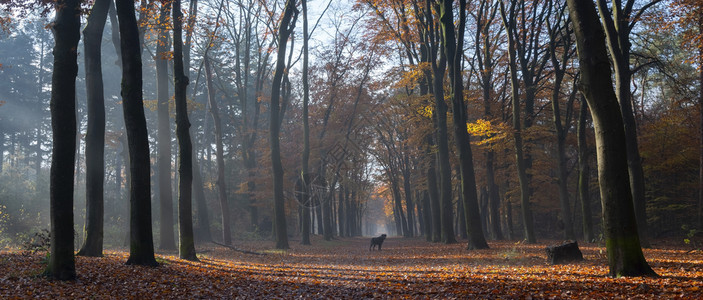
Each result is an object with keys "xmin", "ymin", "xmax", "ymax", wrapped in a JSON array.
[{"xmin": 545, "ymin": 241, "xmax": 583, "ymax": 265}]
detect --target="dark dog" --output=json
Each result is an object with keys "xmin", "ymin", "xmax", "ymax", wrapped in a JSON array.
[{"xmin": 369, "ymin": 234, "xmax": 387, "ymax": 251}]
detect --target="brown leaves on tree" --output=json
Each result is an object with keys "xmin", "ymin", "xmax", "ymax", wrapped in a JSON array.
[{"xmin": 1, "ymin": 238, "xmax": 701, "ymax": 298}]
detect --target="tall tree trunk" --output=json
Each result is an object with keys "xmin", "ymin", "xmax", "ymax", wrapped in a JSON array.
[
  {"xmin": 183, "ymin": 0, "xmax": 210, "ymax": 243},
  {"xmin": 301, "ymin": 0, "xmax": 312, "ymax": 246},
  {"xmin": 322, "ymin": 172, "xmax": 334, "ymax": 241},
  {"xmin": 578, "ymin": 95, "xmax": 594, "ymax": 242},
  {"xmin": 402, "ymin": 154, "xmax": 415, "ymax": 237},
  {"xmin": 173, "ymin": 0, "xmax": 198, "ymax": 261},
  {"xmin": 156, "ymin": 0, "xmax": 176, "ymax": 251},
  {"xmin": 426, "ymin": 137, "xmax": 441, "ymax": 242},
  {"xmin": 270, "ymin": 0, "xmax": 297, "ymax": 249},
  {"xmin": 204, "ymin": 56, "xmax": 231, "ymax": 246},
  {"xmin": 421, "ymin": 190, "xmax": 432, "ymax": 241},
  {"xmin": 548, "ymin": 25, "xmax": 576, "ymax": 240},
  {"xmin": 698, "ymin": 8, "xmax": 703, "ymax": 234},
  {"xmin": 566, "ymin": 0, "xmax": 655, "ymax": 277},
  {"xmin": 78, "ymin": 0, "xmax": 110, "ymax": 258},
  {"xmin": 108, "ymin": 0, "xmax": 121, "ymax": 66},
  {"xmin": 500, "ymin": 1, "xmax": 536, "ymax": 243},
  {"xmin": 596, "ymin": 0, "xmax": 655, "ymax": 248},
  {"xmin": 116, "ymin": 0, "xmax": 158, "ymax": 267},
  {"xmin": 432, "ymin": 52, "xmax": 455, "ymax": 244},
  {"xmin": 439, "ymin": 0, "xmax": 488, "ymax": 249},
  {"xmin": 0, "ymin": 129, "xmax": 4, "ymax": 173},
  {"xmin": 192, "ymin": 155, "xmax": 211, "ymax": 242},
  {"xmin": 48, "ymin": 0, "xmax": 80, "ymax": 280}
]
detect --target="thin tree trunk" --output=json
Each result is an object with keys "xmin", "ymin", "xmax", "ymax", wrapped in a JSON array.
[
  {"xmin": 567, "ymin": 0, "xmax": 655, "ymax": 277},
  {"xmin": 204, "ymin": 56, "xmax": 231, "ymax": 246},
  {"xmin": 173, "ymin": 0, "xmax": 198, "ymax": 261},
  {"xmin": 698, "ymin": 8, "xmax": 703, "ymax": 234},
  {"xmin": 78, "ymin": 0, "xmax": 110, "ymax": 258},
  {"xmin": 578, "ymin": 95, "xmax": 594, "ymax": 242},
  {"xmin": 48, "ymin": 0, "xmax": 80, "ymax": 280},
  {"xmin": 270, "ymin": 0, "xmax": 297, "ymax": 249},
  {"xmin": 192, "ymin": 154, "xmax": 211, "ymax": 242},
  {"xmin": 426, "ymin": 137, "xmax": 441, "ymax": 242},
  {"xmin": 301, "ymin": 0, "xmax": 312, "ymax": 246},
  {"xmin": 116, "ymin": 0, "xmax": 158, "ymax": 267},
  {"xmin": 548, "ymin": 25, "xmax": 576, "ymax": 240},
  {"xmin": 156, "ymin": 1, "xmax": 176, "ymax": 251},
  {"xmin": 108, "ymin": 0, "xmax": 121, "ymax": 66},
  {"xmin": 500, "ymin": 1, "xmax": 536, "ymax": 243}
]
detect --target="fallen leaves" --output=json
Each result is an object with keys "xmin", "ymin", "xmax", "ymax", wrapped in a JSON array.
[{"xmin": 1, "ymin": 237, "xmax": 702, "ymax": 298}]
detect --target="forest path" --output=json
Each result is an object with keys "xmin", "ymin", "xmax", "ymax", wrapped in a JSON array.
[{"xmin": 0, "ymin": 237, "xmax": 701, "ymax": 298}]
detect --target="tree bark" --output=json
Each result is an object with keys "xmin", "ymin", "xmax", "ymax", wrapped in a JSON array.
[
  {"xmin": 548, "ymin": 14, "xmax": 576, "ymax": 240},
  {"xmin": 108, "ymin": 0, "xmax": 121, "ymax": 66},
  {"xmin": 699, "ymin": 9, "xmax": 703, "ymax": 234},
  {"xmin": 172, "ymin": 0, "xmax": 197, "ymax": 261},
  {"xmin": 155, "ymin": 0, "xmax": 176, "ymax": 251},
  {"xmin": 500, "ymin": 1, "xmax": 536, "ymax": 243},
  {"xmin": 270, "ymin": 0, "xmax": 297, "ymax": 249},
  {"xmin": 566, "ymin": 0, "xmax": 655, "ymax": 277},
  {"xmin": 301, "ymin": 0, "xmax": 312, "ymax": 246},
  {"xmin": 78, "ymin": 0, "xmax": 110, "ymax": 258},
  {"xmin": 204, "ymin": 56, "xmax": 231, "ymax": 246},
  {"xmin": 116, "ymin": 0, "xmax": 158, "ymax": 267},
  {"xmin": 426, "ymin": 137, "xmax": 441, "ymax": 243},
  {"xmin": 578, "ymin": 95, "xmax": 594, "ymax": 242},
  {"xmin": 596, "ymin": 0, "xmax": 655, "ymax": 248},
  {"xmin": 48, "ymin": 0, "xmax": 81, "ymax": 280},
  {"xmin": 439, "ymin": 0, "xmax": 488, "ymax": 249}
]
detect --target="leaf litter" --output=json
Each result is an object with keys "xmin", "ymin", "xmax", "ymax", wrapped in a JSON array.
[{"xmin": 0, "ymin": 237, "xmax": 701, "ymax": 298}]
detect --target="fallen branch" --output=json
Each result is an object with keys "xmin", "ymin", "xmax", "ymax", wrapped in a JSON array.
[{"xmin": 212, "ymin": 241, "xmax": 267, "ymax": 256}]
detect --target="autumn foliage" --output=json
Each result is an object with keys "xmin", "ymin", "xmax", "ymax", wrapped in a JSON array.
[{"xmin": 1, "ymin": 238, "xmax": 701, "ymax": 298}]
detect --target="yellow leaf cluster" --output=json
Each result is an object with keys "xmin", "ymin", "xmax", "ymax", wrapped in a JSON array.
[{"xmin": 467, "ymin": 119, "xmax": 510, "ymax": 146}]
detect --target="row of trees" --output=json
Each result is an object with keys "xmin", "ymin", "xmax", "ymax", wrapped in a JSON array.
[{"xmin": 1, "ymin": 0, "xmax": 701, "ymax": 280}]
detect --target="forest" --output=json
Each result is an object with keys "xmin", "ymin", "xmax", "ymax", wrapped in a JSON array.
[{"xmin": 0, "ymin": 0, "xmax": 702, "ymax": 297}]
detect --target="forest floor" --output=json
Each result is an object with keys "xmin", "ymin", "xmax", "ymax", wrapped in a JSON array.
[{"xmin": 0, "ymin": 236, "xmax": 701, "ymax": 299}]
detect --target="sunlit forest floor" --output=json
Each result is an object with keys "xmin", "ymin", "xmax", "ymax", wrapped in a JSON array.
[{"xmin": 0, "ymin": 236, "xmax": 701, "ymax": 298}]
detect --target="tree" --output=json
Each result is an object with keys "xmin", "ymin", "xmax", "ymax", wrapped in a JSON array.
[
  {"xmin": 203, "ymin": 55, "xmax": 231, "ymax": 246},
  {"xmin": 116, "ymin": 0, "xmax": 158, "ymax": 267},
  {"xmin": 438, "ymin": 0, "xmax": 488, "ymax": 249},
  {"xmin": 547, "ymin": 3, "xmax": 577, "ymax": 240},
  {"xmin": 566, "ymin": 0, "xmax": 656, "ymax": 277},
  {"xmin": 577, "ymin": 95, "xmax": 594, "ymax": 242},
  {"xmin": 203, "ymin": 2, "xmax": 230, "ymax": 246},
  {"xmin": 173, "ymin": 0, "xmax": 198, "ymax": 261},
  {"xmin": 500, "ymin": 0, "xmax": 536, "ymax": 243},
  {"xmin": 472, "ymin": 0, "xmax": 503, "ymax": 241},
  {"xmin": 301, "ymin": 0, "xmax": 312, "ymax": 245},
  {"xmin": 270, "ymin": 0, "xmax": 297, "ymax": 249},
  {"xmin": 668, "ymin": 0, "xmax": 703, "ymax": 236},
  {"xmin": 155, "ymin": 0, "xmax": 176, "ymax": 251},
  {"xmin": 78, "ymin": 0, "xmax": 111, "ymax": 258},
  {"xmin": 596, "ymin": 0, "xmax": 664, "ymax": 248},
  {"xmin": 47, "ymin": 0, "xmax": 81, "ymax": 280},
  {"xmin": 427, "ymin": 0, "xmax": 455, "ymax": 244}
]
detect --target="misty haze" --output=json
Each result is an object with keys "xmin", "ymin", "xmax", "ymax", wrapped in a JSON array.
[{"xmin": 0, "ymin": 0, "xmax": 702, "ymax": 298}]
